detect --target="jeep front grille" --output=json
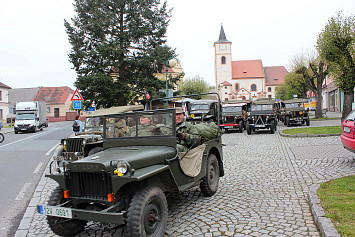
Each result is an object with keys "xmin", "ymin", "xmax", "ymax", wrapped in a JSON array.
[
  {"xmin": 66, "ymin": 172, "xmax": 112, "ymax": 200},
  {"xmin": 65, "ymin": 138, "xmax": 83, "ymax": 152}
]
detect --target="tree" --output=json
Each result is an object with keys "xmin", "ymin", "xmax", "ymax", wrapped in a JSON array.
[
  {"xmin": 180, "ymin": 76, "xmax": 209, "ymax": 99},
  {"xmin": 65, "ymin": 0, "xmax": 176, "ymax": 108},
  {"xmin": 317, "ymin": 12, "xmax": 355, "ymax": 121},
  {"xmin": 291, "ymin": 51, "xmax": 329, "ymax": 118},
  {"xmin": 276, "ymin": 72, "xmax": 307, "ymax": 100}
]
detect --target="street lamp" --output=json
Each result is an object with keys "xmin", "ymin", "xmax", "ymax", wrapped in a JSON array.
[{"xmin": 165, "ymin": 57, "xmax": 178, "ymax": 108}]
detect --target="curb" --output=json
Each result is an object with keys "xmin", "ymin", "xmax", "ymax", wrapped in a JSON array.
[
  {"xmin": 308, "ymin": 182, "xmax": 341, "ymax": 237},
  {"xmin": 280, "ymin": 132, "xmax": 341, "ymax": 138}
]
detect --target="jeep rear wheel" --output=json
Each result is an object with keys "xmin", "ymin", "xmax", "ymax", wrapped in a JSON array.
[
  {"xmin": 306, "ymin": 117, "xmax": 310, "ymax": 126},
  {"xmin": 246, "ymin": 121, "xmax": 252, "ymax": 135},
  {"xmin": 200, "ymin": 154, "xmax": 220, "ymax": 196},
  {"xmin": 47, "ymin": 186, "xmax": 87, "ymax": 236},
  {"xmin": 286, "ymin": 117, "xmax": 291, "ymax": 127},
  {"xmin": 126, "ymin": 186, "xmax": 167, "ymax": 237},
  {"xmin": 270, "ymin": 120, "xmax": 275, "ymax": 134},
  {"xmin": 238, "ymin": 120, "xmax": 243, "ymax": 133}
]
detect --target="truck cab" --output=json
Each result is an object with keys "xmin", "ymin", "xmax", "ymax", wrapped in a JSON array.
[{"xmin": 14, "ymin": 101, "xmax": 47, "ymax": 134}]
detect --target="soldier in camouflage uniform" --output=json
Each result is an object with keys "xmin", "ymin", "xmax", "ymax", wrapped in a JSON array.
[
  {"xmin": 175, "ymin": 107, "xmax": 199, "ymax": 152},
  {"xmin": 127, "ymin": 115, "xmax": 156, "ymax": 137}
]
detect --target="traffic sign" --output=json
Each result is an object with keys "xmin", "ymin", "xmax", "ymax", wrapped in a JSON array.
[
  {"xmin": 73, "ymin": 101, "xmax": 82, "ymax": 110},
  {"xmin": 71, "ymin": 89, "xmax": 83, "ymax": 101}
]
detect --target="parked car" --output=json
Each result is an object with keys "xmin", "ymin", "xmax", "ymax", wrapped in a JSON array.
[
  {"xmin": 187, "ymin": 100, "xmax": 221, "ymax": 123},
  {"xmin": 246, "ymin": 99, "xmax": 277, "ymax": 135},
  {"xmin": 340, "ymin": 109, "xmax": 355, "ymax": 153},
  {"xmin": 55, "ymin": 105, "xmax": 144, "ymax": 162},
  {"xmin": 220, "ymin": 100, "xmax": 251, "ymax": 133},
  {"xmin": 281, "ymin": 99, "xmax": 310, "ymax": 127},
  {"xmin": 37, "ymin": 102, "xmax": 224, "ymax": 236}
]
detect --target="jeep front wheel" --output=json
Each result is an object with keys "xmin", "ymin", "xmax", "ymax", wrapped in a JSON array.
[
  {"xmin": 286, "ymin": 116, "xmax": 291, "ymax": 127},
  {"xmin": 47, "ymin": 186, "xmax": 87, "ymax": 236},
  {"xmin": 246, "ymin": 121, "xmax": 252, "ymax": 135},
  {"xmin": 126, "ymin": 186, "xmax": 168, "ymax": 237},
  {"xmin": 270, "ymin": 120, "xmax": 275, "ymax": 134},
  {"xmin": 200, "ymin": 154, "xmax": 220, "ymax": 196},
  {"xmin": 238, "ymin": 120, "xmax": 243, "ymax": 133}
]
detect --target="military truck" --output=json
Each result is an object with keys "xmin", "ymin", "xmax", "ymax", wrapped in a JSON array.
[
  {"xmin": 37, "ymin": 97, "xmax": 224, "ymax": 236},
  {"xmin": 246, "ymin": 100, "xmax": 277, "ymax": 135},
  {"xmin": 281, "ymin": 99, "xmax": 310, "ymax": 127},
  {"xmin": 187, "ymin": 100, "xmax": 221, "ymax": 123},
  {"xmin": 220, "ymin": 100, "xmax": 250, "ymax": 133},
  {"xmin": 55, "ymin": 105, "xmax": 143, "ymax": 162}
]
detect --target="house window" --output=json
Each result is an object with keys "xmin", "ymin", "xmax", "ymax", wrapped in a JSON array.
[
  {"xmin": 251, "ymin": 84, "xmax": 257, "ymax": 91},
  {"xmin": 231, "ymin": 96, "xmax": 235, "ymax": 100},
  {"xmin": 221, "ymin": 56, "xmax": 226, "ymax": 65},
  {"xmin": 47, "ymin": 107, "xmax": 50, "ymax": 113},
  {"xmin": 224, "ymin": 86, "xmax": 227, "ymax": 89},
  {"xmin": 0, "ymin": 91, "xmax": 2, "ymax": 101},
  {"xmin": 0, "ymin": 109, "xmax": 2, "ymax": 120},
  {"xmin": 268, "ymin": 95, "xmax": 272, "ymax": 99},
  {"xmin": 268, "ymin": 87, "xmax": 272, "ymax": 92},
  {"xmin": 54, "ymin": 108, "xmax": 60, "ymax": 118},
  {"xmin": 235, "ymin": 83, "xmax": 239, "ymax": 91}
]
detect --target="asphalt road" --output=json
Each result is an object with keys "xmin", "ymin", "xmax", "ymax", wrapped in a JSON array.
[{"xmin": 0, "ymin": 121, "xmax": 73, "ymax": 237}]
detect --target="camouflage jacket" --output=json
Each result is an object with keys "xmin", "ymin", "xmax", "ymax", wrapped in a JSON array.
[{"xmin": 176, "ymin": 121, "xmax": 199, "ymax": 147}]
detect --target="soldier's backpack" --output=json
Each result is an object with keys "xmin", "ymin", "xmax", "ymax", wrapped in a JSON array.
[
  {"xmin": 73, "ymin": 120, "xmax": 80, "ymax": 132},
  {"xmin": 194, "ymin": 122, "xmax": 218, "ymax": 141}
]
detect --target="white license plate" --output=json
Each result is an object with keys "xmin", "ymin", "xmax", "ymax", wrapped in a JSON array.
[
  {"xmin": 39, "ymin": 205, "xmax": 72, "ymax": 218},
  {"xmin": 344, "ymin": 126, "xmax": 351, "ymax": 133},
  {"xmin": 193, "ymin": 116, "xmax": 201, "ymax": 119},
  {"xmin": 255, "ymin": 125, "xmax": 264, "ymax": 128},
  {"xmin": 225, "ymin": 126, "xmax": 233, "ymax": 128}
]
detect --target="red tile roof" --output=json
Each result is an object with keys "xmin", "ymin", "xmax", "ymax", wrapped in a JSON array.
[
  {"xmin": 222, "ymin": 81, "xmax": 232, "ymax": 86},
  {"xmin": 33, "ymin": 86, "xmax": 74, "ymax": 105},
  {"xmin": 264, "ymin": 66, "xmax": 288, "ymax": 85},
  {"xmin": 0, "ymin": 82, "xmax": 11, "ymax": 89},
  {"xmin": 232, "ymin": 60, "xmax": 265, "ymax": 79}
]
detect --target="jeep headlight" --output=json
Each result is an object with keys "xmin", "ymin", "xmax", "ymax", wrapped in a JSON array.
[{"xmin": 116, "ymin": 161, "xmax": 129, "ymax": 174}]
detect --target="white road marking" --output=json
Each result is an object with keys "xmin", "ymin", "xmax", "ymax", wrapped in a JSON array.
[
  {"xmin": 33, "ymin": 162, "xmax": 43, "ymax": 174},
  {"xmin": 15, "ymin": 183, "xmax": 31, "ymax": 201},
  {"xmin": 46, "ymin": 143, "xmax": 59, "ymax": 156},
  {"xmin": 0, "ymin": 127, "xmax": 61, "ymax": 148}
]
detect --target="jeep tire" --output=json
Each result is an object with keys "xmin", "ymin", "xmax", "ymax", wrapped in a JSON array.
[
  {"xmin": 200, "ymin": 154, "xmax": 220, "ymax": 196},
  {"xmin": 126, "ymin": 186, "xmax": 168, "ymax": 237},
  {"xmin": 88, "ymin": 147, "xmax": 103, "ymax": 156},
  {"xmin": 47, "ymin": 186, "xmax": 87, "ymax": 236},
  {"xmin": 238, "ymin": 120, "xmax": 243, "ymax": 133},
  {"xmin": 246, "ymin": 121, "xmax": 252, "ymax": 135},
  {"xmin": 286, "ymin": 116, "xmax": 291, "ymax": 127},
  {"xmin": 270, "ymin": 120, "xmax": 275, "ymax": 134},
  {"xmin": 306, "ymin": 117, "xmax": 310, "ymax": 126}
]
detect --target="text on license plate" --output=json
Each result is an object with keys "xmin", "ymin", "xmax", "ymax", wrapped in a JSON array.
[
  {"xmin": 344, "ymin": 126, "xmax": 351, "ymax": 133},
  {"xmin": 39, "ymin": 205, "xmax": 72, "ymax": 218},
  {"xmin": 255, "ymin": 125, "xmax": 264, "ymax": 127}
]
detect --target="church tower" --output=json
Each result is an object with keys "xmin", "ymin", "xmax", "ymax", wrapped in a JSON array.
[{"xmin": 214, "ymin": 24, "xmax": 232, "ymax": 100}]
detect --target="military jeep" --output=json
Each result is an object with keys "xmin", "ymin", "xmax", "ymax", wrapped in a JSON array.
[
  {"xmin": 187, "ymin": 100, "xmax": 221, "ymax": 123},
  {"xmin": 38, "ymin": 106, "xmax": 224, "ymax": 236},
  {"xmin": 246, "ymin": 100, "xmax": 277, "ymax": 135},
  {"xmin": 220, "ymin": 101, "xmax": 250, "ymax": 133},
  {"xmin": 56, "ymin": 105, "xmax": 143, "ymax": 162},
  {"xmin": 281, "ymin": 99, "xmax": 310, "ymax": 127}
]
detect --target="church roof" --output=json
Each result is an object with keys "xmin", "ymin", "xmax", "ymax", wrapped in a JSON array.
[
  {"xmin": 264, "ymin": 66, "xmax": 288, "ymax": 85},
  {"xmin": 232, "ymin": 60, "xmax": 265, "ymax": 79},
  {"xmin": 215, "ymin": 24, "xmax": 231, "ymax": 43}
]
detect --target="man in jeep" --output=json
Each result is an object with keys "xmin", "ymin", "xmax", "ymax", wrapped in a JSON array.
[{"xmin": 176, "ymin": 107, "xmax": 199, "ymax": 152}]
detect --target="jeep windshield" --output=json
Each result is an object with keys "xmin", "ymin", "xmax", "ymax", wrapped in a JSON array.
[
  {"xmin": 222, "ymin": 106, "xmax": 242, "ymax": 113},
  {"xmin": 84, "ymin": 116, "xmax": 103, "ymax": 132},
  {"xmin": 104, "ymin": 110, "xmax": 174, "ymax": 138},
  {"xmin": 251, "ymin": 104, "xmax": 273, "ymax": 111},
  {"xmin": 285, "ymin": 103, "xmax": 304, "ymax": 109},
  {"xmin": 191, "ymin": 104, "xmax": 209, "ymax": 111}
]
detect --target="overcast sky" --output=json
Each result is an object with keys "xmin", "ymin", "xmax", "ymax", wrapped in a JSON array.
[{"xmin": 0, "ymin": 0, "xmax": 354, "ymax": 90}]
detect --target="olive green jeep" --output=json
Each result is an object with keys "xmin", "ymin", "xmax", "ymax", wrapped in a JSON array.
[
  {"xmin": 37, "ymin": 105, "xmax": 224, "ymax": 236},
  {"xmin": 55, "ymin": 105, "xmax": 143, "ymax": 162},
  {"xmin": 281, "ymin": 99, "xmax": 310, "ymax": 127},
  {"xmin": 246, "ymin": 100, "xmax": 277, "ymax": 135}
]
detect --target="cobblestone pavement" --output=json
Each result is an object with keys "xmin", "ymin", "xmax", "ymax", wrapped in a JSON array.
[{"xmin": 15, "ymin": 118, "xmax": 355, "ymax": 237}]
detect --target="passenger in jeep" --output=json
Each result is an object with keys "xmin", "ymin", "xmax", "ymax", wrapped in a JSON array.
[{"xmin": 175, "ymin": 107, "xmax": 199, "ymax": 152}]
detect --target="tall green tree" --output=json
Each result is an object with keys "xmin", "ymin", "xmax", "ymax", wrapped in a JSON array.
[
  {"xmin": 317, "ymin": 12, "xmax": 355, "ymax": 121},
  {"xmin": 180, "ymin": 76, "xmax": 209, "ymax": 99},
  {"xmin": 276, "ymin": 72, "xmax": 307, "ymax": 100},
  {"xmin": 291, "ymin": 51, "xmax": 329, "ymax": 118},
  {"xmin": 65, "ymin": 0, "xmax": 176, "ymax": 108}
]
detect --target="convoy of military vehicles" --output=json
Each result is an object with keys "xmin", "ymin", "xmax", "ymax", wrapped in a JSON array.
[{"xmin": 37, "ymin": 95, "xmax": 311, "ymax": 236}]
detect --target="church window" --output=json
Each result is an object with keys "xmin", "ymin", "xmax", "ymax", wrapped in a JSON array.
[
  {"xmin": 268, "ymin": 87, "xmax": 272, "ymax": 92},
  {"xmin": 251, "ymin": 84, "xmax": 257, "ymax": 91},
  {"xmin": 235, "ymin": 83, "xmax": 239, "ymax": 91},
  {"xmin": 221, "ymin": 56, "xmax": 226, "ymax": 64}
]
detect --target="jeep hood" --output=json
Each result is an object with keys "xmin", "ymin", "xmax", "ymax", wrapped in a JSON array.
[{"xmin": 68, "ymin": 146, "xmax": 176, "ymax": 172}]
